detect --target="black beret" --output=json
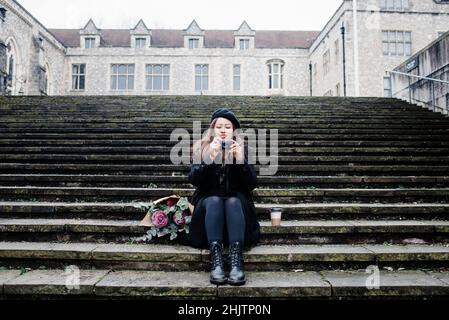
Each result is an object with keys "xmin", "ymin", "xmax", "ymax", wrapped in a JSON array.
[{"xmin": 210, "ymin": 108, "xmax": 241, "ymax": 129}]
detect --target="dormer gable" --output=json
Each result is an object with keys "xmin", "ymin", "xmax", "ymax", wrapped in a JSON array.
[
  {"xmin": 234, "ymin": 20, "xmax": 255, "ymax": 49},
  {"xmin": 80, "ymin": 19, "xmax": 101, "ymax": 48},
  {"xmin": 130, "ymin": 19, "xmax": 152, "ymax": 48},
  {"xmin": 184, "ymin": 19, "xmax": 204, "ymax": 48}
]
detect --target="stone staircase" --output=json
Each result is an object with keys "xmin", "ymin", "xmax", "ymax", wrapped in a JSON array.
[{"xmin": 1, "ymin": 95, "xmax": 449, "ymax": 300}]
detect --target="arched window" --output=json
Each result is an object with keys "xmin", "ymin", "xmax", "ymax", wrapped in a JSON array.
[
  {"xmin": 7, "ymin": 54, "xmax": 13, "ymax": 82},
  {"xmin": 5, "ymin": 37, "xmax": 20, "ymax": 95},
  {"xmin": 43, "ymin": 63, "xmax": 51, "ymax": 95},
  {"xmin": 267, "ymin": 59, "xmax": 284, "ymax": 90}
]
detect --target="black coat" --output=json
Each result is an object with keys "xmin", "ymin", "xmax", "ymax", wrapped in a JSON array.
[{"xmin": 186, "ymin": 146, "xmax": 260, "ymax": 249}]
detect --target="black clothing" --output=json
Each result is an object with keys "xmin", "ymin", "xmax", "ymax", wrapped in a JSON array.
[
  {"xmin": 187, "ymin": 146, "xmax": 260, "ymax": 249},
  {"xmin": 203, "ymin": 196, "xmax": 246, "ymax": 244}
]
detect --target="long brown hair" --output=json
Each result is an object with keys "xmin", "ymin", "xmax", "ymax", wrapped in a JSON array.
[{"xmin": 191, "ymin": 118, "xmax": 245, "ymax": 164}]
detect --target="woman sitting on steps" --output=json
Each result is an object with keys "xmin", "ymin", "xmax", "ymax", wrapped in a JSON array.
[{"xmin": 187, "ymin": 108, "xmax": 260, "ymax": 286}]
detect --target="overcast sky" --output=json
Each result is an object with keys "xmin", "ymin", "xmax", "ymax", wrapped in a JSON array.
[{"xmin": 17, "ymin": 0, "xmax": 343, "ymax": 31}]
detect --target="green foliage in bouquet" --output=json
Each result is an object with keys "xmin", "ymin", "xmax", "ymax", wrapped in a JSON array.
[{"xmin": 140, "ymin": 196, "xmax": 192, "ymax": 241}]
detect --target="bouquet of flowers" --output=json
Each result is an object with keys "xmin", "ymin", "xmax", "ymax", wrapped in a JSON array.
[{"xmin": 139, "ymin": 195, "xmax": 194, "ymax": 241}]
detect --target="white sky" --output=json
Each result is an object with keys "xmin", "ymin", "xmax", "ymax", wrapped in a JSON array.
[{"xmin": 17, "ymin": 0, "xmax": 343, "ymax": 30}]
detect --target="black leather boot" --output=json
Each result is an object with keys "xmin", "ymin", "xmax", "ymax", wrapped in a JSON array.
[
  {"xmin": 208, "ymin": 241, "xmax": 227, "ymax": 285},
  {"xmin": 228, "ymin": 241, "xmax": 246, "ymax": 286}
]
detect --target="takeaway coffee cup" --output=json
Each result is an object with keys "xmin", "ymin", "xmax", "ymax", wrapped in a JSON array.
[{"xmin": 270, "ymin": 207, "xmax": 282, "ymax": 226}]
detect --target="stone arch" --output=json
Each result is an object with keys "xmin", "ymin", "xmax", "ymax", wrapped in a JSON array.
[{"xmin": 5, "ymin": 37, "xmax": 22, "ymax": 95}]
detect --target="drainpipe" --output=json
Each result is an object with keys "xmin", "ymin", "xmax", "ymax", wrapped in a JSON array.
[
  {"xmin": 353, "ymin": 0, "xmax": 360, "ymax": 96},
  {"xmin": 309, "ymin": 62, "xmax": 313, "ymax": 96},
  {"xmin": 341, "ymin": 24, "xmax": 347, "ymax": 97}
]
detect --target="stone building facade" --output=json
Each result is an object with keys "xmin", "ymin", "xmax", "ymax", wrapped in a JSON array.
[
  {"xmin": 0, "ymin": 0, "xmax": 448, "ymax": 97},
  {"xmin": 391, "ymin": 30, "xmax": 449, "ymax": 114},
  {"xmin": 310, "ymin": 0, "xmax": 449, "ymax": 97}
]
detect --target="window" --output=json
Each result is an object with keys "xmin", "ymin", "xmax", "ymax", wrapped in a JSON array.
[
  {"xmin": 43, "ymin": 71, "xmax": 48, "ymax": 95},
  {"xmin": 336, "ymin": 83, "xmax": 341, "ymax": 97},
  {"xmin": 111, "ymin": 64, "xmax": 134, "ymax": 91},
  {"xmin": 72, "ymin": 64, "xmax": 86, "ymax": 90},
  {"xmin": 135, "ymin": 38, "xmax": 146, "ymax": 48},
  {"xmin": 85, "ymin": 38, "xmax": 96, "ymax": 49},
  {"xmin": 7, "ymin": 55, "xmax": 13, "ymax": 82},
  {"xmin": 146, "ymin": 64, "xmax": 169, "ymax": 91},
  {"xmin": 323, "ymin": 50, "xmax": 330, "ymax": 76},
  {"xmin": 334, "ymin": 39, "xmax": 340, "ymax": 65},
  {"xmin": 267, "ymin": 60, "xmax": 284, "ymax": 89},
  {"xmin": 189, "ymin": 38, "xmax": 199, "ymax": 49},
  {"xmin": 384, "ymin": 76, "xmax": 392, "ymax": 97},
  {"xmin": 195, "ymin": 64, "xmax": 208, "ymax": 91},
  {"xmin": 382, "ymin": 31, "xmax": 412, "ymax": 56},
  {"xmin": 233, "ymin": 64, "xmax": 241, "ymax": 91},
  {"xmin": 0, "ymin": 7, "xmax": 6, "ymax": 20},
  {"xmin": 380, "ymin": 0, "xmax": 409, "ymax": 11},
  {"xmin": 239, "ymin": 39, "xmax": 250, "ymax": 50}
]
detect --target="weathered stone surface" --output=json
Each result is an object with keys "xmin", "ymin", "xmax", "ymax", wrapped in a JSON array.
[
  {"xmin": 0, "ymin": 219, "xmax": 65, "ymax": 233},
  {"xmin": 218, "ymin": 271, "xmax": 331, "ymax": 298},
  {"xmin": 0, "ymin": 242, "xmax": 98, "ymax": 260},
  {"xmin": 92, "ymin": 244, "xmax": 202, "ymax": 262},
  {"xmin": 241, "ymin": 245, "xmax": 374, "ymax": 263},
  {"xmin": 425, "ymin": 271, "xmax": 449, "ymax": 286},
  {"xmin": 259, "ymin": 220, "xmax": 355, "ymax": 234},
  {"xmin": 362, "ymin": 245, "xmax": 449, "ymax": 261},
  {"xmin": 3, "ymin": 269, "xmax": 109, "ymax": 295},
  {"xmin": 259, "ymin": 220, "xmax": 445, "ymax": 234},
  {"xmin": 0, "ymin": 270, "xmax": 23, "ymax": 295},
  {"xmin": 94, "ymin": 271, "xmax": 216, "ymax": 297},
  {"xmin": 255, "ymin": 203, "xmax": 449, "ymax": 215},
  {"xmin": 434, "ymin": 222, "xmax": 449, "ymax": 233},
  {"xmin": 344, "ymin": 220, "xmax": 437, "ymax": 233},
  {"xmin": 321, "ymin": 270, "xmax": 449, "ymax": 297},
  {"xmin": 64, "ymin": 219, "xmax": 143, "ymax": 233}
]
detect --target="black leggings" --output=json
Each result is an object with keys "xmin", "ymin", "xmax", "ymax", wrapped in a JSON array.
[{"xmin": 202, "ymin": 196, "xmax": 246, "ymax": 244}]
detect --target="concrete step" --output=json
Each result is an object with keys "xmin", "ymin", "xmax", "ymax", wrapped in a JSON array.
[
  {"xmin": 2, "ymin": 164, "xmax": 449, "ymax": 176},
  {"xmin": 2, "ymin": 174, "xmax": 449, "ymax": 188},
  {"xmin": 1, "ymin": 187, "xmax": 449, "ymax": 203},
  {"xmin": 2, "ymin": 133, "xmax": 449, "ymax": 141},
  {"xmin": 3, "ymin": 118, "xmax": 448, "ymax": 124},
  {"xmin": 1, "ymin": 242, "xmax": 449, "ymax": 271},
  {"xmin": 1, "ymin": 268, "xmax": 449, "ymax": 299},
  {"xmin": 1, "ymin": 113, "xmax": 444, "ymax": 120},
  {"xmin": 1, "ymin": 201, "xmax": 449, "ymax": 220},
  {"xmin": 4, "ymin": 139, "xmax": 449, "ymax": 148},
  {"xmin": 0, "ymin": 218, "xmax": 448, "ymax": 245},
  {"xmin": 2, "ymin": 127, "xmax": 449, "ymax": 135},
  {"xmin": 1, "ymin": 154, "xmax": 449, "ymax": 165},
  {"xmin": 2, "ymin": 146, "xmax": 449, "ymax": 155}
]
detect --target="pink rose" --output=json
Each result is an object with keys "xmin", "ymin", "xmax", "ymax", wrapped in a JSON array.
[
  {"xmin": 166, "ymin": 198, "xmax": 178, "ymax": 207},
  {"xmin": 173, "ymin": 211, "xmax": 186, "ymax": 226},
  {"xmin": 152, "ymin": 210, "xmax": 168, "ymax": 228}
]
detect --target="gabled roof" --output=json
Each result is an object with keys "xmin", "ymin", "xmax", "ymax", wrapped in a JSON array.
[
  {"xmin": 80, "ymin": 19, "xmax": 100, "ymax": 35},
  {"xmin": 184, "ymin": 19, "xmax": 204, "ymax": 36},
  {"xmin": 235, "ymin": 21, "xmax": 255, "ymax": 36},
  {"xmin": 131, "ymin": 19, "xmax": 151, "ymax": 35}
]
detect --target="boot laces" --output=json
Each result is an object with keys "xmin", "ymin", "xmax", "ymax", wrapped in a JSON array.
[
  {"xmin": 230, "ymin": 242, "xmax": 243, "ymax": 267},
  {"xmin": 210, "ymin": 242, "xmax": 224, "ymax": 265}
]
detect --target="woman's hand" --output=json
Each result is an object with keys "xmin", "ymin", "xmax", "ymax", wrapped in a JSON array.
[
  {"xmin": 230, "ymin": 140, "xmax": 244, "ymax": 163},
  {"xmin": 209, "ymin": 137, "xmax": 222, "ymax": 161}
]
